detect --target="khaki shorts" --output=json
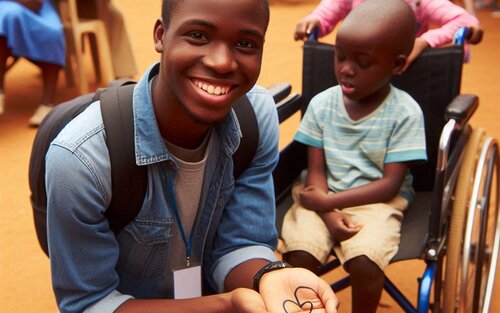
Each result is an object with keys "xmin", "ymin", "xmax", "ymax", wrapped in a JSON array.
[{"xmin": 279, "ymin": 181, "xmax": 409, "ymax": 270}]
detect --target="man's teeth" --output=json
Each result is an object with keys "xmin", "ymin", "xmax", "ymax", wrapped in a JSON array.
[{"xmin": 194, "ymin": 80, "xmax": 229, "ymax": 95}]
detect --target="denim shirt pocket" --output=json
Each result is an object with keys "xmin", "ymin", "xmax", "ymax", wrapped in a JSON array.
[{"xmin": 116, "ymin": 218, "xmax": 173, "ymax": 280}]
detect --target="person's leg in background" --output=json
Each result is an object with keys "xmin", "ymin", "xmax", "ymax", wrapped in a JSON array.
[
  {"xmin": 0, "ymin": 36, "xmax": 7, "ymax": 114},
  {"xmin": 28, "ymin": 61, "xmax": 61, "ymax": 126}
]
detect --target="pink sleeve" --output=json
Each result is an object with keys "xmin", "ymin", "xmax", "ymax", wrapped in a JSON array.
[
  {"xmin": 308, "ymin": 0, "xmax": 355, "ymax": 38},
  {"xmin": 417, "ymin": 0, "xmax": 479, "ymax": 47}
]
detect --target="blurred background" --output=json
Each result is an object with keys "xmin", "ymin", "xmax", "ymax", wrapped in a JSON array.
[{"xmin": 0, "ymin": 0, "xmax": 499, "ymax": 311}]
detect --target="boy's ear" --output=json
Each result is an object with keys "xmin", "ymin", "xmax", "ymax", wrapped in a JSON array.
[
  {"xmin": 392, "ymin": 54, "xmax": 408, "ymax": 76},
  {"xmin": 154, "ymin": 18, "xmax": 165, "ymax": 53}
]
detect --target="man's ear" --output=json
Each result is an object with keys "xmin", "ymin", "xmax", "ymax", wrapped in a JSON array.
[
  {"xmin": 393, "ymin": 54, "xmax": 408, "ymax": 76},
  {"xmin": 154, "ymin": 18, "xmax": 165, "ymax": 53}
]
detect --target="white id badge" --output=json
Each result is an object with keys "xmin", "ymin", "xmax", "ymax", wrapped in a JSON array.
[{"xmin": 173, "ymin": 265, "xmax": 202, "ymax": 299}]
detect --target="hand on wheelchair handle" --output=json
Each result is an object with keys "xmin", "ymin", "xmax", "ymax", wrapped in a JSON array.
[
  {"xmin": 294, "ymin": 18, "xmax": 320, "ymax": 41},
  {"xmin": 466, "ymin": 25, "xmax": 483, "ymax": 45}
]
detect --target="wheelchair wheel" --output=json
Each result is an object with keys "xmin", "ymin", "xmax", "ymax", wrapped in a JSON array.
[
  {"xmin": 443, "ymin": 129, "xmax": 500, "ymax": 313},
  {"xmin": 442, "ymin": 128, "xmax": 485, "ymax": 313},
  {"xmin": 467, "ymin": 138, "xmax": 499, "ymax": 313}
]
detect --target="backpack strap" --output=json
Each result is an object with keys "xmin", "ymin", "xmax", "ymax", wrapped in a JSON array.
[
  {"xmin": 100, "ymin": 84, "xmax": 148, "ymax": 234},
  {"xmin": 232, "ymin": 96, "xmax": 259, "ymax": 178}
]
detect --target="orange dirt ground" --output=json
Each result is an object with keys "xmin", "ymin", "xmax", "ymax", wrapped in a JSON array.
[{"xmin": 0, "ymin": 0, "xmax": 499, "ymax": 312}]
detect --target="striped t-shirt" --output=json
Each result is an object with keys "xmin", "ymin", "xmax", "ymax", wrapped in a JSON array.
[{"xmin": 295, "ymin": 85, "xmax": 427, "ymax": 201}]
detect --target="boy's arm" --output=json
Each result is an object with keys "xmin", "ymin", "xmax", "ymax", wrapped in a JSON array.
[
  {"xmin": 300, "ymin": 162, "xmax": 408, "ymax": 212},
  {"xmin": 305, "ymin": 146, "xmax": 328, "ymax": 191}
]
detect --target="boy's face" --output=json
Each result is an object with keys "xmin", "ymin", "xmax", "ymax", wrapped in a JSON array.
[
  {"xmin": 334, "ymin": 29, "xmax": 402, "ymax": 104},
  {"xmin": 154, "ymin": 0, "xmax": 268, "ymax": 125}
]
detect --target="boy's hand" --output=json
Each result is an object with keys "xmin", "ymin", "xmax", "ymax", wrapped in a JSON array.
[
  {"xmin": 294, "ymin": 17, "xmax": 321, "ymax": 41},
  {"xmin": 321, "ymin": 210, "xmax": 362, "ymax": 242},
  {"xmin": 299, "ymin": 186, "xmax": 330, "ymax": 211}
]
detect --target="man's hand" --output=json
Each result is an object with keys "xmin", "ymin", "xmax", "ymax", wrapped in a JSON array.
[
  {"xmin": 259, "ymin": 267, "xmax": 339, "ymax": 313},
  {"xmin": 230, "ymin": 288, "xmax": 269, "ymax": 313},
  {"xmin": 294, "ymin": 17, "xmax": 321, "ymax": 41},
  {"xmin": 299, "ymin": 185, "xmax": 331, "ymax": 211},
  {"xmin": 321, "ymin": 210, "xmax": 362, "ymax": 242}
]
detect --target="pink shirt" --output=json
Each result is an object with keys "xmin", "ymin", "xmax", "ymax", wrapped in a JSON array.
[{"xmin": 309, "ymin": 0, "xmax": 479, "ymax": 47}]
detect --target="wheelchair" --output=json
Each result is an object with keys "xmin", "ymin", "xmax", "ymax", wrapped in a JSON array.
[{"xmin": 272, "ymin": 34, "xmax": 500, "ymax": 313}]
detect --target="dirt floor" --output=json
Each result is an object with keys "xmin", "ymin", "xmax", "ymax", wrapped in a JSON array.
[{"xmin": 0, "ymin": 0, "xmax": 499, "ymax": 312}]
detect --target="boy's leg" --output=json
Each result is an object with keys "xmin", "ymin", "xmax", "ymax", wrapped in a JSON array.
[
  {"xmin": 345, "ymin": 255, "xmax": 384, "ymax": 313},
  {"xmin": 333, "ymin": 196, "xmax": 408, "ymax": 313},
  {"xmin": 282, "ymin": 250, "xmax": 322, "ymax": 272}
]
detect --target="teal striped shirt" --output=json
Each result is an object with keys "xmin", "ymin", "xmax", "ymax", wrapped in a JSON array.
[{"xmin": 295, "ymin": 85, "xmax": 427, "ymax": 201}]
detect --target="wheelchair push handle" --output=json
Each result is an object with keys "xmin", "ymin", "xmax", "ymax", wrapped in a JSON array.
[{"xmin": 307, "ymin": 26, "xmax": 319, "ymax": 41}]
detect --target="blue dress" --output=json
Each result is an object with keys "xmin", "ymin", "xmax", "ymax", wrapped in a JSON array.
[{"xmin": 0, "ymin": 0, "xmax": 65, "ymax": 66}]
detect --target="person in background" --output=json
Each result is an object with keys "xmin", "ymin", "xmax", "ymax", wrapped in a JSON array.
[
  {"xmin": 294, "ymin": 0, "xmax": 483, "ymax": 69},
  {"xmin": 45, "ymin": 0, "xmax": 339, "ymax": 312},
  {"xmin": 280, "ymin": 0, "xmax": 427, "ymax": 312},
  {"xmin": 0, "ymin": 0, "xmax": 65, "ymax": 126},
  {"xmin": 75, "ymin": 0, "xmax": 138, "ymax": 79}
]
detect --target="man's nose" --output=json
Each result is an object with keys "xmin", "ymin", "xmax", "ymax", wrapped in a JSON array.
[{"xmin": 203, "ymin": 43, "xmax": 238, "ymax": 73}]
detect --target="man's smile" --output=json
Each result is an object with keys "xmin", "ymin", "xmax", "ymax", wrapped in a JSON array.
[{"xmin": 191, "ymin": 79, "xmax": 232, "ymax": 96}]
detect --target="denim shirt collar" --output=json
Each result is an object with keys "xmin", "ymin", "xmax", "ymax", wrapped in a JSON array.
[{"xmin": 133, "ymin": 62, "xmax": 242, "ymax": 166}]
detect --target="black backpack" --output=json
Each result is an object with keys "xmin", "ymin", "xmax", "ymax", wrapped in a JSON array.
[{"xmin": 28, "ymin": 82, "xmax": 259, "ymax": 257}]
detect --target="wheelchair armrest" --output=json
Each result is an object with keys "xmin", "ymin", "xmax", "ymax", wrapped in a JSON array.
[
  {"xmin": 445, "ymin": 94, "xmax": 479, "ymax": 128},
  {"xmin": 276, "ymin": 94, "xmax": 301, "ymax": 124},
  {"xmin": 267, "ymin": 82, "xmax": 292, "ymax": 104}
]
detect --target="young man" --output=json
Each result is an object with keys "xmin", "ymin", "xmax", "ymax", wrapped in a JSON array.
[
  {"xmin": 45, "ymin": 0, "xmax": 339, "ymax": 312},
  {"xmin": 280, "ymin": 0, "xmax": 427, "ymax": 312}
]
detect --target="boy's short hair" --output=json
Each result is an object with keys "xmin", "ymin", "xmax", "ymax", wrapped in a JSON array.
[
  {"xmin": 341, "ymin": 0, "xmax": 417, "ymax": 56},
  {"xmin": 161, "ymin": 0, "xmax": 270, "ymax": 30}
]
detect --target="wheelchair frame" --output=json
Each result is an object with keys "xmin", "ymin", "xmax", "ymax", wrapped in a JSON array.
[{"xmin": 272, "ymin": 38, "xmax": 500, "ymax": 313}]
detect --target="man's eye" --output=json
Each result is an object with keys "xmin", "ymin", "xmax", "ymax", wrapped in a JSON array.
[
  {"xmin": 236, "ymin": 40, "xmax": 256, "ymax": 49},
  {"xmin": 187, "ymin": 32, "xmax": 207, "ymax": 41}
]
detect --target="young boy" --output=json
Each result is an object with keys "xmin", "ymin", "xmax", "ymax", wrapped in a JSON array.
[
  {"xmin": 280, "ymin": 0, "xmax": 427, "ymax": 312},
  {"xmin": 44, "ymin": 0, "xmax": 338, "ymax": 312}
]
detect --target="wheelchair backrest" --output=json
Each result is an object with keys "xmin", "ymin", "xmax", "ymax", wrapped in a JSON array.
[{"xmin": 300, "ymin": 40, "xmax": 464, "ymax": 191}]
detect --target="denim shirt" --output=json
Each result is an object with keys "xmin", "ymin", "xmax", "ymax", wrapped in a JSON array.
[{"xmin": 46, "ymin": 63, "xmax": 280, "ymax": 313}]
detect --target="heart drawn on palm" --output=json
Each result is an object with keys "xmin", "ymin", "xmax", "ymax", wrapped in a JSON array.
[{"xmin": 282, "ymin": 286, "xmax": 315, "ymax": 313}]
